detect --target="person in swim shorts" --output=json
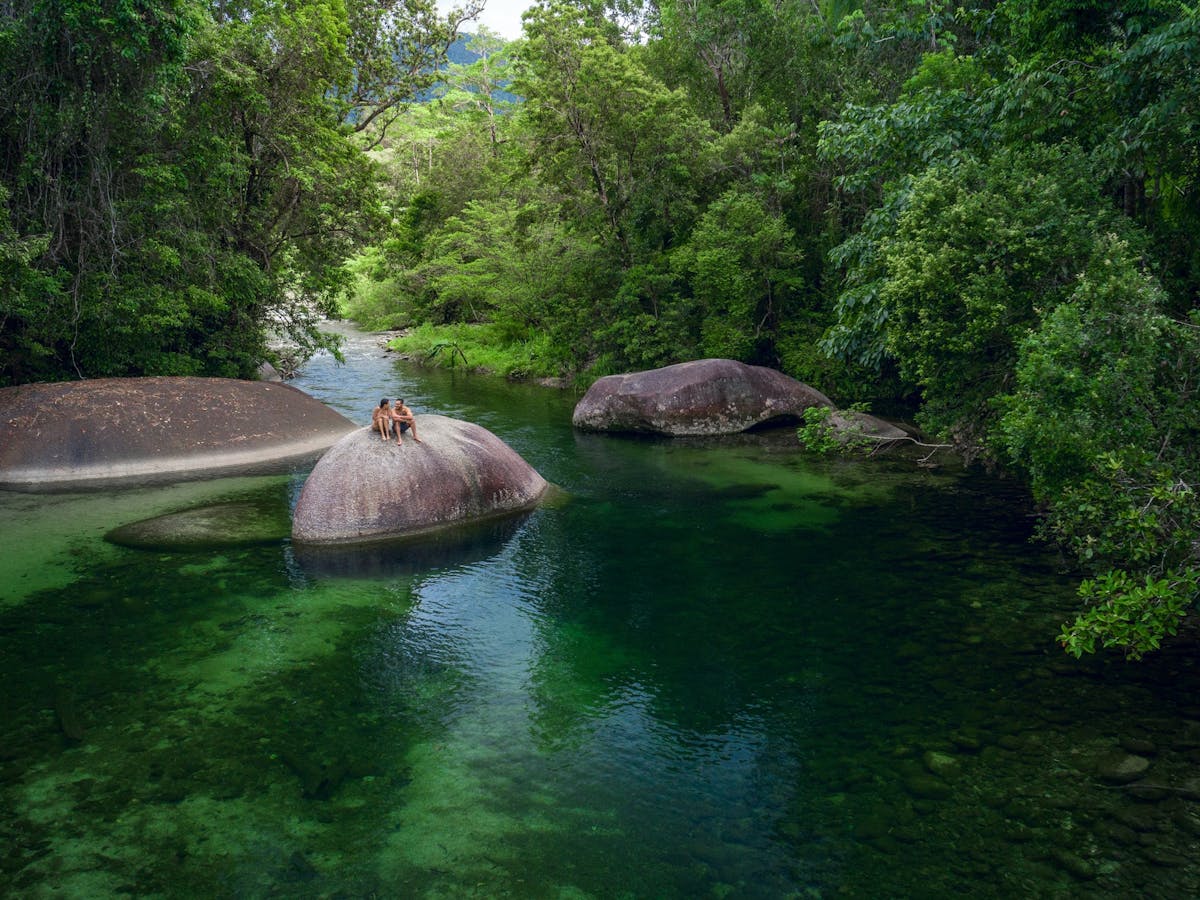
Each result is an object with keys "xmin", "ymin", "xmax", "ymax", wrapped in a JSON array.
[{"xmin": 390, "ymin": 398, "xmax": 422, "ymax": 444}]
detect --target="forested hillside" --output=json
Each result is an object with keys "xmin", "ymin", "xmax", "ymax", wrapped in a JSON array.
[{"xmin": 3, "ymin": 0, "xmax": 1200, "ymax": 656}]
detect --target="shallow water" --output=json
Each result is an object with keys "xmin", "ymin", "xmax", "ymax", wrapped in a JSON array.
[{"xmin": 3, "ymin": 325, "xmax": 1200, "ymax": 898}]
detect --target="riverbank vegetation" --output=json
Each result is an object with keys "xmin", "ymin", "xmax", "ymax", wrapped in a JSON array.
[{"xmin": 4, "ymin": 0, "xmax": 1199, "ymax": 657}]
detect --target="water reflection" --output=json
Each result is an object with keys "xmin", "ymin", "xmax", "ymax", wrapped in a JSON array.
[{"xmin": 289, "ymin": 514, "xmax": 533, "ymax": 580}]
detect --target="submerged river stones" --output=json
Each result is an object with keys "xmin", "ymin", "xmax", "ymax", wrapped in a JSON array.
[
  {"xmin": 0, "ymin": 377, "xmax": 357, "ymax": 491},
  {"xmin": 291, "ymin": 414, "xmax": 550, "ymax": 544},
  {"xmin": 1097, "ymin": 752, "xmax": 1152, "ymax": 784},
  {"xmin": 572, "ymin": 358, "xmax": 832, "ymax": 436}
]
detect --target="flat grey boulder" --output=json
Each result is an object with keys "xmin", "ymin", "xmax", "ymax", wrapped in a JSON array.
[
  {"xmin": 572, "ymin": 358, "xmax": 834, "ymax": 436},
  {"xmin": 0, "ymin": 377, "xmax": 357, "ymax": 491},
  {"xmin": 292, "ymin": 414, "xmax": 550, "ymax": 544}
]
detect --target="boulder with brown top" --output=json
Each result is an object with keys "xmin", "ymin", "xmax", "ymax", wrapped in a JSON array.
[
  {"xmin": 292, "ymin": 414, "xmax": 551, "ymax": 544},
  {"xmin": 0, "ymin": 377, "xmax": 357, "ymax": 491},
  {"xmin": 572, "ymin": 358, "xmax": 834, "ymax": 436}
]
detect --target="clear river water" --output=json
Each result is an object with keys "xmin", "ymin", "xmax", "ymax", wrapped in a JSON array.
[{"xmin": 3, "ymin": 322, "xmax": 1200, "ymax": 898}]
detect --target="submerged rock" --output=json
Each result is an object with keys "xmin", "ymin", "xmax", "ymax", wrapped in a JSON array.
[
  {"xmin": 572, "ymin": 358, "xmax": 832, "ymax": 436},
  {"xmin": 1173, "ymin": 809, "xmax": 1200, "ymax": 835},
  {"xmin": 1050, "ymin": 848, "xmax": 1097, "ymax": 880},
  {"xmin": 949, "ymin": 730, "xmax": 984, "ymax": 753},
  {"xmin": 54, "ymin": 683, "xmax": 85, "ymax": 742},
  {"xmin": 1097, "ymin": 752, "xmax": 1151, "ymax": 784},
  {"xmin": 105, "ymin": 498, "xmax": 291, "ymax": 550},
  {"xmin": 922, "ymin": 750, "xmax": 960, "ymax": 780},
  {"xmin": 1119, "ymin": 736, "xmax": 1157, "ymax": 756},
  {"xmin": 0, "ymin": 377, "xmax": 356, "ymax": 491},
  {"xmin": 1111, "ymin": 803, "xmax": 1161, "ymax": 832},
  {"xmin": 904, "ymin": 774, "xmax": 952, "ymax": 800},
  {"xmin": 292, "ymin": 414, "xmax": 550, "ymax": 544}
]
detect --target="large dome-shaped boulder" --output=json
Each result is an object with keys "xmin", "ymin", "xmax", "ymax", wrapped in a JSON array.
[
  {"xmin": 572, "ymin": 358, "xmax": 834, "ymax": 436},
  {"xmin": 292, "ymin": 414, "xmax": 550, "ymax": 544},
  {"xmin": 0, "ymin": 377, "xmax": 357, "ymax": 491}
]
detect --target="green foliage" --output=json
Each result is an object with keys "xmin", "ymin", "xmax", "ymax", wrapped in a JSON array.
[
  {"xmin": 995, "ymin": 0, "xmax": 1178, "ymax": 65},
  {"xmin": 0, "ymin": 0, "xmax": 202, "ymax": 380},
  {"xmin": 1093, "ymin": 11, "xmax": 1200, "ymax": 301},
  {"xmin": 673, "ymin": 189, "xmax": 803, "ymax": 362},
  {"xmin": 873, "ymin": 145, "xmax": 1131, "ymax": 445},
  {"xmin": 388, "ymin": 322, "xmax": 569, "ymax": 379},
  {"xmin": 1062, "ymin": 567, "xmax": 1198, "ymax": 660},
  {"xmin": 338, "ymin": 0, "xmax": 470, "ymax": 135},
  {"xmin": 819, "ymin": 187, "xmax": 912, "ymax": 373},
  {"xmin": 995, "ymin": 235, "xmax": 1200, "ymax": 657},
  {"xmin": 818, "ymin": 48, "xmax": 1001, "ymax": 376},
  {"xmin": 0, "ymin": 0, "xmax": 463, "ymax": 383},
  {"xmin": 517, "ymin": 1, "xmax": 715, "ymax": 266},
  {"xmin": 341, "ymin": 248, "xmax": 410, "ymax": 330},
  {"xmin": 994, "ymin": 237, "xmax": 1175, "ymax": 497},
  {"xmin": 796, "ymin": 403, "xmax": 841, "ymax": 452},
  {"xmin": 653, "ymin": 0, "xmax": 768, "ymax": 126},
  {"xmin": 808, "ymin": 0, "xmax": 1200, "ymax": 656},
  {"xmin": 797, "ymin": 401, "xmax": 873, "ymax": 453},
  {"xmin": 439, "ymin": 27, "xmax": 516, "ymax": 153},
  {"xmin": 0, "ymin": 185, "xmax": 66, "ymax": 383},
  {"xmin": 818, "ymin": 49, "xmax": 996, "ymax": 195}
]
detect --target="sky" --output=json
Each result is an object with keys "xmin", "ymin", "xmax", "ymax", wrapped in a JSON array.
[{"xmin": 439, "ymin": 0, "xmax": 533, "ymax": 40}]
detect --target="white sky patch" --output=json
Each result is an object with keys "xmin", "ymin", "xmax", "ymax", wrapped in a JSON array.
[{"xmin": 439, "ymin": 0, "xmax": 533, "ymax": 40}]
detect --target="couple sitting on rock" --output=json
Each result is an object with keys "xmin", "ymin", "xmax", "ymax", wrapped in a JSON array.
[{"xmin": 372, "ymin": 398, "xmax": 422, "ymax": 445}]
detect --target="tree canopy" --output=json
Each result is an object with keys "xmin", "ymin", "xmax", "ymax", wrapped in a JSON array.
[{"xmin": 0, "ymin": 0, "xmax": 477, "ymax": 381}]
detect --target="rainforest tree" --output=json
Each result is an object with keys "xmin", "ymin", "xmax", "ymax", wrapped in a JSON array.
[{"xmin": 0, "ymin": 0, "xmax": 475, "ymax": 383}]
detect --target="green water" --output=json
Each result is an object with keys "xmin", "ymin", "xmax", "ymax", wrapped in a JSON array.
[{"xmin": 4, "ymin": 333, "xmax": 1200, "ymax": 897}]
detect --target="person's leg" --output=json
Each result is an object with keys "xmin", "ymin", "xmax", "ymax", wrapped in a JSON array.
[{"xmin": 409, "ymin": 418, "xmax": 421, "ymax": 443}]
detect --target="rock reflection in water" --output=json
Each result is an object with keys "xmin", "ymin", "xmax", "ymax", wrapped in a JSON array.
[{"xmin": 289, "ymin": 513, "xmax": 533, "ymax": 579}]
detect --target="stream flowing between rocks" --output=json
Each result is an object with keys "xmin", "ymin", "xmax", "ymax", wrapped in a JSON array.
[{"xmin": 2, "ymin": 321, "xmax": 1199, "ymax": 897}]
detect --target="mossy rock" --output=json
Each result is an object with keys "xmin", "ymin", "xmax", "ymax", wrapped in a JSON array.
[{"xmin": 106, "ymin": 498, "xmax": 291, "ymax": 550}]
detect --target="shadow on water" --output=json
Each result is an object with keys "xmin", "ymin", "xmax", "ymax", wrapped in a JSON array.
[{"xmin": 289, "ymin": 512, "xmax": 533, "ymax": 580}]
